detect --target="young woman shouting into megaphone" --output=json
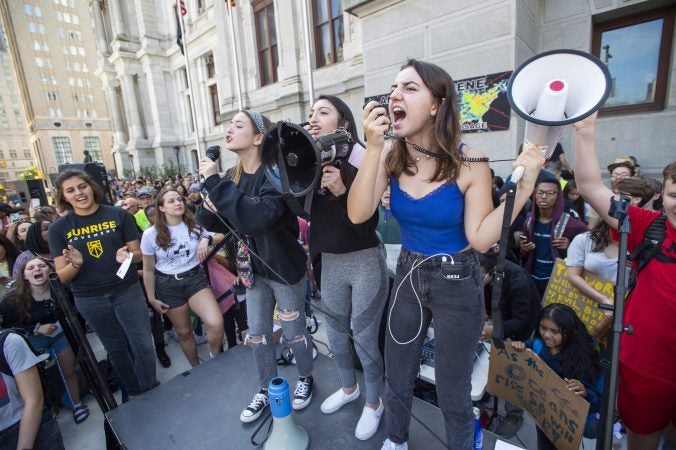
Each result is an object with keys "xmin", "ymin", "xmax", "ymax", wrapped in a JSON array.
[
  {"xmin": 348, "ymin": 59, "xmax": 545, "ymax": 450},
  {"xmin": 305, "ymin": 95, "xmax": 388, "ymax": 441},
  {"xmin": 196, "ymin": 110, "xmax": 316, "ymax": 424}
]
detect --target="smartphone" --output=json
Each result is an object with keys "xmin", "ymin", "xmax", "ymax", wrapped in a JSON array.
[
  {"xmin": 30, "ymin": 198, "xmax": 41, "ymax": 208},
  {"xmin": 9, "ymin": 213, "xmax": 20, "ymax": 223}
]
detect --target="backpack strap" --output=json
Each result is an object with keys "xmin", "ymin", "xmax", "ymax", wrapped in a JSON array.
[
  {"xmin": 0, "ymin": 329, "xmax": 45, "ymax": 377},
  {"xmin": 0, "ymin": 331, "xmax": 12, "ymax": 376},
  {"xmin": 628, "ymin": 214, "xmax": 667, "ymax": 274}
]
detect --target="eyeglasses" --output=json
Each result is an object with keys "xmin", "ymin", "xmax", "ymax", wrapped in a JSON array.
[
  {"xmin": 611, "ymin": 172, "xmax": 631, "ymax": 179},
  {"xmin": 535, "ymin": 190, "xmax": 557, "ymax": 197}
]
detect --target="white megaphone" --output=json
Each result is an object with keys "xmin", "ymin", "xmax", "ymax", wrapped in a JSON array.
[
  {"xmin": 264, "ymin": 377, "xmax": 310, "ymax": 450},
  {"xmin": 507, "ymin": 49, "xmax": 611, "ymax": 182}
]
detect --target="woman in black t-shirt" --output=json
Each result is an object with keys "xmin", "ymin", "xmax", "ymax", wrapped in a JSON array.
[{"xmin": 48, "ymin": 169, "xmax": 158, "ymax": 399}]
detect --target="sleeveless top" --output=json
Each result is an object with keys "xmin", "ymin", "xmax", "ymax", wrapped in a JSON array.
[{"xmin": 390, "ymin": 178, "xmax": 469, "ymax": 255}]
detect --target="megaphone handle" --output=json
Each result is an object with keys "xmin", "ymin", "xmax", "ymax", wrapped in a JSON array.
[{"xmin": 511, "ymin": 165, "xmax": 525, "ymax": 184}]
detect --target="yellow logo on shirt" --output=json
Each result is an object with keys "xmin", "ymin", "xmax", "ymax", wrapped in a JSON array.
[{"xmin": 87, "ymin": 240, "xmax": 103, "ymax": 258}]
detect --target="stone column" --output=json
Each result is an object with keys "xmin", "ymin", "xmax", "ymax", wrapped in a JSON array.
[
  {"xmin": 107, "ymin": 0, "xmax": 126, "ymax": 38},
  {"xmin": 90, "ymin": 0, "xmax": 110, "ymax": 54},
  {"xmin": 103, "ymin": 85, "xmax": 126, "ymax": 147},
  {"xmin": 119, "ymin": 74, "xmax": 144, "ymax": 143}
]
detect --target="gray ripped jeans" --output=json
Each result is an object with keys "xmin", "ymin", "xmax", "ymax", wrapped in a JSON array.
[{"xmin": 245, "ymin": 275, "xmax": 314, "ymax": 388}]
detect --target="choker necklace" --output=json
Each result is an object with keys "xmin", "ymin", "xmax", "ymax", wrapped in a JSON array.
[{"xmin": 385, "ymin": 132, "xmax": 488, "ymax": 163}]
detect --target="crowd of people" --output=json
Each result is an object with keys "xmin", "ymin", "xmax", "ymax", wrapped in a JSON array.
[{"xmin": 0, "ymin": 58, "xmax": 673, "ymax": 450}]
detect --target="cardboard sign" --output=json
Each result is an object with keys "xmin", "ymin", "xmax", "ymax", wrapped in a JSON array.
[
  {"xmin": 543, "ymin": 259, "xmax": 614, "ymax": 334},
  {"xmin": 487, "ymin": 340, "xmax": 589, "ymax": 450}
]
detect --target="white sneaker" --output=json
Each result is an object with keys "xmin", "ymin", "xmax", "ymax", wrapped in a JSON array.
[
  {"xmin": 355, "ymin": 399, "xmax": 384, "ymax": 440},
  {"xmin": 381, "ymin": 438, "xmax": 408, "ymax": 450},
  {"xmin": 320, "ymin": 385, "xmax": 361, "ymax": 414}
]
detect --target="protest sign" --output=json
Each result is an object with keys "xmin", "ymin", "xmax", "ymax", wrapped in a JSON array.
[
  {"xmin": 487, "ymin": 340, "xmax": 590, "ymax": 450},
  {"xmin": 543, "ymin": 259, "xmax": 614, "ymax": 334}
]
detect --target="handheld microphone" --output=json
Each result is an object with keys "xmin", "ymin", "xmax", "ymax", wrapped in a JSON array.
[{"xmin": 200, "ymin": 145, "xmax": 221, "ymax": 194}]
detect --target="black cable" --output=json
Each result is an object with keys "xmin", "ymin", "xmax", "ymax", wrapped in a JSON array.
[
  {"xmin": 205, "ymin": 205, "xmax": 448, "ymax": 447},
  {"xmin": 250, "ymin": 410, "xmax": 273, "ymax": 446}
]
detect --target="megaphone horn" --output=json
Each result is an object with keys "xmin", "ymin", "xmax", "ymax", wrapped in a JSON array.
[
  {"xmin": 507, "ymin": 49, "xmax": 611, "ymax": 182},
  {"xmin": 264, "ymin": 377, "xmax": 310, "ymax": 450}
]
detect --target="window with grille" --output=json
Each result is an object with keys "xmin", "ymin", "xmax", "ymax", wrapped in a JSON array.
[
  {"xmin": 209, "ymin": 84, "xmax": 220, "ymax": 125},
  {"xmin": 52, "ymin": 137, "xmax": 73, "ymax": 165},
  {"xmin": 83, "ymin": 137, "xmax": 102, "ymax": 161},
  {"xmin": 313, "ymin": 0, "xmax": 344, "ymax": 68},
  {"xmin": 205, "ymin": 54, "xmax": 216, "ymax": 79},
  {"xmin": 253, "ymin": 0, "xmax": 279, "ymax": 86}
]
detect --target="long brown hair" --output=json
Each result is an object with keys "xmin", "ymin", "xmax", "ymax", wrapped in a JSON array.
[
  {"xmin": 55, "ymin": 169, "xmax": 104, "ymax": 211},
  {"xmin": 5, "ymin": 257, "xmax": 50, "ymax": 323},
  {"xmin": 154, "ymin": 188, "xmax": 201, "ymax": 249},
  {"xmin": 385, "ymin": 59, "xmax": 463, "ymax": 183}
]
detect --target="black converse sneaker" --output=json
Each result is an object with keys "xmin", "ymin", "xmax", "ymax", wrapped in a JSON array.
[
  {"xmin": 292, "ymin": 375, "xmax": 314, "ymax": 410},
  {"xmin": 240, "ymin": 389, "xmax": 269, "ymax": 423}
]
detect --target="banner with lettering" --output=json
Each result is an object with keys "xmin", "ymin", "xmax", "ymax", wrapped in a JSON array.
[
  {"xmin": 543, "ymin": 259, "xmax": 614, "ymax": 334},
  {"xmin": 487, "ymin": 340, "xmax": 589, "ymax": 450},
  {"xmin": 455, "ymin": 71, "xmax": 512, "ymax": 133}
]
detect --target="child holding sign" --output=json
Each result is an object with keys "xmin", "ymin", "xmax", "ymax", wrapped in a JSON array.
[{"xmin": 512, "ymin": 303, "xmax": 604, "ymax": 449}]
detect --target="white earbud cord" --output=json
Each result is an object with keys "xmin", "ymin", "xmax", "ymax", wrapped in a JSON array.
[{"xmin": 388, "ymin": 253, "xmax": 454, "ymax": 345}]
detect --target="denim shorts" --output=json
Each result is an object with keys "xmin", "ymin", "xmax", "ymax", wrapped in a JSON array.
[
  {"xmin": 28, "ymin": 332, "xmax": 70, "ymax": 355},
  {"xmin": 155, "ymin": 265, "xmax": 209, "ymax": 308}
]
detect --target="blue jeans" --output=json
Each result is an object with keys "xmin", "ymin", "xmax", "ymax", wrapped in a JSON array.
[
  {"xmin": 385, "ymin": 248, "xmax": 484, "ymax": 449},
  {"xmin": 75, "ymin": 282, "xmax": 158, "ymax": 396},
  {"xmin": 245, "ymin": 275, "xmax": 314, "ymax": 388}
]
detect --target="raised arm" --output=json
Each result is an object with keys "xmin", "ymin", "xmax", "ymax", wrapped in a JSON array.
[
  {"xmin": 347, "ymin": 101, "xmax": 391, "ymax": 224},
  {"xmin": 463, "ymin": 144, "xmax": 544, "ymax": 252},
  {"xmin": 572, "ymin": 113, "xmax": 618, "ymax": 229}
]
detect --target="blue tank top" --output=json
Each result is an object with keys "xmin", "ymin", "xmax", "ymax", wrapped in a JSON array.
[{"xmin": 390, "ymin": 178, "xmax": 469, "ymax": 255}]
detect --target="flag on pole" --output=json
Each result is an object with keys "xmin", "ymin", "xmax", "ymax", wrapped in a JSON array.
[
  {"xmin": 179, "ymin": 0, "xmax": 187, "ymax": 16},
  {"xmin": 175, "ymin": 6, "xmax": 185, "ymax": 55}
]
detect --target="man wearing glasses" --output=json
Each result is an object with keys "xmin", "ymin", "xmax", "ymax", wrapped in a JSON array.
[{"xmin": 518, "ymin": 171, "xmax": 587, "ymax": 298}]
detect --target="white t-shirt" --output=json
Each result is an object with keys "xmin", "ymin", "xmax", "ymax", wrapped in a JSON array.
[
  {"xmin": 566, "ymin": 232, "xmax": 619, "ymax": 282},
  {"xmin": 141, "ymin": 222, "xmax": 211, "ymax": 274},
  {"xmin": 0, "ymin": 333, "xmax": 49, "ymax": 431}
]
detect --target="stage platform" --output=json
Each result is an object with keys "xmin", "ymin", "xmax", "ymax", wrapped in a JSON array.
[{"xmin": 105, "ymin": 344, "xmax": 518, "ymax": 449}]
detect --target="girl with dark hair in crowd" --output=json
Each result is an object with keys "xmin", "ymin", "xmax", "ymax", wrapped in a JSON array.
[
  {"xmin": 563, "ymin": 180, "xmax": 588, "ymax": 223},
  {"xmin": 13, "ymin": 220, "xmax": 53, "ymax": 279},
  {"xmin": 7, "ymin": 219, "xmax": 32, "ymax": 252},
  {"xmin": 512, "ymin": 303, "xmax": 604, "ymax": 448},
  {"xmin": 348, "ymin": 59, "xmax": 544, "ymax": 449},
  {"xmin": 305, "ymin": 95, "xmax": 388, "ymax": 440},
  {"xmin": 48, "ymin": 169, "xmax": 158, "ymax": 399},
  {"xmin": 175, "ymin": 183, "xmax": 188, "ymax": 199},
  {"xmin": 0, "ymin": 257, "xmax": 89, "ymax": 423},
  {"xmin": 0, "ymin": 234, "xmax": 19, "ymax": 290},
  {"xmin": 196, "ymin": 110, "xmax": 315, "ymax": 424},
  {"xmin": 141, "ymin": 188, "xmax": 224, "ymax": 366}
]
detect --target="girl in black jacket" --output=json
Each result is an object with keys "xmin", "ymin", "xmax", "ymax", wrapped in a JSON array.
[{"xmin": 196, "ymin": 110, "xmax": 315, "ymax": 424}]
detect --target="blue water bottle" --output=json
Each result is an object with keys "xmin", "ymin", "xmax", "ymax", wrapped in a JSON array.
[{"xmin": 473, "ymin": 406, "xmax": 483, "ymax": 449}]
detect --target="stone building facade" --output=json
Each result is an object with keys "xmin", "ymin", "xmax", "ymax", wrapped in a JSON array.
[{"xmin": 92, "ymin": 0, "xmax": 675, "ymax": 179}]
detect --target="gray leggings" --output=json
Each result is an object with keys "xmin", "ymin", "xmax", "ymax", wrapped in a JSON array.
[{"xmin": 321, "ymin": 246, "xmax": 387, "ymax": 405}]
